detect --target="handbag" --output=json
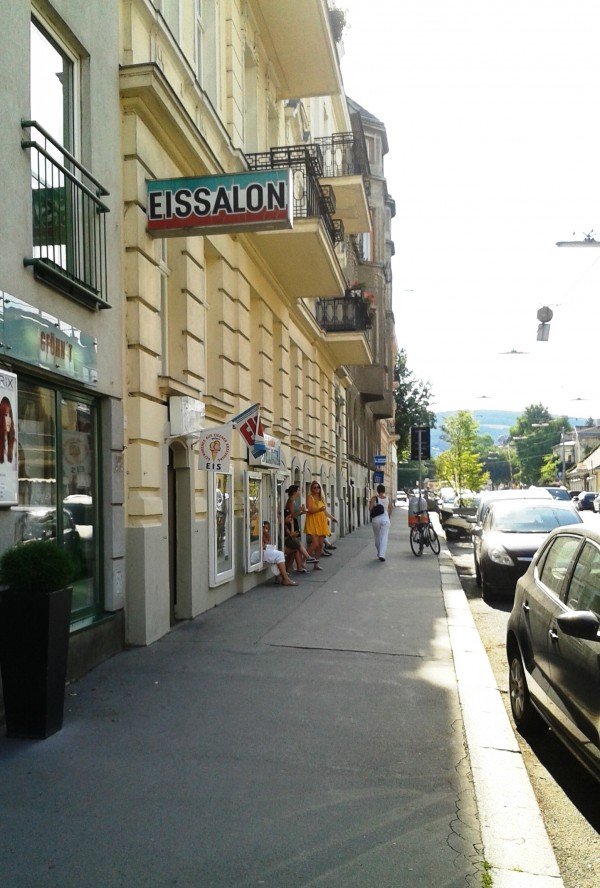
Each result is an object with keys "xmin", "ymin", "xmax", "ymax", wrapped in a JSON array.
[{"xmin": 370, "ymin": 497, "xmax": 385, "ymax": 518}]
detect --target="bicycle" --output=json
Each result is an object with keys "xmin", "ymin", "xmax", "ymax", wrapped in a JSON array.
[{"xmin": 409, "ymin": 511, "xmax": 440, "ymax": 556}]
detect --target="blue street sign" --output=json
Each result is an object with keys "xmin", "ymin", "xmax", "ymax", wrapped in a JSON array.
[
  {"xmin": 373, "ymin": 471, "xmax": 384, "ymax": 484},
  {"xmin": 373, "ymin": 455, "xmax": 386, "ymax": 465}
]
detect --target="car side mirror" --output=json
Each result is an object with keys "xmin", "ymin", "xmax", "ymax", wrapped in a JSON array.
[{"xmin": 557, "ymin": 610, "xmax": 600, "ymax": 642}]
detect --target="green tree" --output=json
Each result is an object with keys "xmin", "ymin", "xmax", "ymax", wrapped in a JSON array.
[
  {"xmin": 393, "ymin": 349, "xmax": 436, "ymax": 458},
  {"xmin": 509, "ymin": 404, "xmax": 571, "ymax": 486},
  {"xmin": 435, "ymin": 411, "xmax": 489, "ymax": 494}
]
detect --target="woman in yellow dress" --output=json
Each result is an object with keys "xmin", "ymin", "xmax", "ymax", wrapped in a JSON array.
[{"xmin": 305, "ymin": 482, "xmax": 337, "ymax": 569}]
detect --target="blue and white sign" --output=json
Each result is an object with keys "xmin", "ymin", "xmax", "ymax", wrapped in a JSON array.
[
  {"xmin": 373, "ymin": 471, "xmax": 384, "ymax": 485},
  {"xmin": 373, "ymin": 455, "xmax": 386, "ymax": 466}
]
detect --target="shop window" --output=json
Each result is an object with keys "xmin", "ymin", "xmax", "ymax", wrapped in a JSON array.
[
  {"xmin": 209, "ymin": 470, "xmax": 234, "ymax": 586},
  {"xmin": 245, "ymin": 472, "xmax": 263, "ymax": 573},
  {"xmin": 0, "ymin": 379, "xmax": 101, "ymax": 620}
]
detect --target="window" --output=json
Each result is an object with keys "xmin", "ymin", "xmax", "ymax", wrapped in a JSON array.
[
  {"xmin": 209, "ymin": 470, "xmax": 234, "ymax": 585},
  {"xmin": 566, "ymin": 541, "xmax": 600, "ymax": 616},
  {"xmin": 0, "ymin": 379, "xmax": 101, "ymax": 621},
  {"xmin": 245, "ymin": 472, "xmax": 263, "ymax": 572},
  {"xmin": 195, "ymin": 0, "xmax": 219, "ymax": 107},
  {"xmin": 25, "ymin": 18, "xmax": 109, "ymax": 308},
  {"xmin": 157, "ymin": 0, "xmax": 180, "ymax": 39},
  {"xmin": 538, "ymin": 535, "xmax": 581, "ymax": 597},
  {"xmin": 31, "ymin": 19, "xmax": 76, "ymax": 154}
]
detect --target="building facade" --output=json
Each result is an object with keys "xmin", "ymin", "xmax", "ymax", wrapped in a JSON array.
[
  {"xmin": 0, "ymin": 0, "xmax": 125, "ymax": 687},
  {"xmin": 118, "ymin": 0, "xmax": 398, "ymax": 645},
  {"xmin": 0, "ymin": 0, "xmax": 398, "ymax": 703}
]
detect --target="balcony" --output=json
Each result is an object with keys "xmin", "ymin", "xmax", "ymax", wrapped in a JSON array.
[
  {"xmin": 315, "ymin": 133, "xmax": 371, "ymax": 235},
  {"xmin": 350, "ymin": 364, "xmax": 396, "ymax": 419},
  {"xmin": 21, "ymin": 121, "xmax": 110, "ymax": 310},
  {"xmin": 249, "ymin": 0, "xmax": 342, "ymax": 99},
  {"xmin": 246, "ymin": 147, "xmax": 346, "ymax": 299},
  {"xmin": 314, "ymin": 293, "xmax": 373, "ymax": 367}
]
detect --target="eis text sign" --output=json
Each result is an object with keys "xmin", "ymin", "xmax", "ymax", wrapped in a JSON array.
[{"xmin": 147, "ymin": 170, "xmax": 293, "ymax": 237}]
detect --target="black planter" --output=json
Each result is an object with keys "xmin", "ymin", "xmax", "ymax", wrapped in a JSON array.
[{"xmin": 0, "ymin": 586, "xmax": 72, "ymax": 739}]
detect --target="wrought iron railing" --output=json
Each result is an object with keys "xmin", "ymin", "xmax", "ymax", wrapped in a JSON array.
[
  {"xmin": 316, "ymin": 294, "xmax": 373, "ymax": 333},
  {"xmin": 246, "ymin": 147, "xmax": 344, "ymax": 246},
  {"xmin": 21, "ymin": 120, "xmax": 111, "ymax": 309},
  {"xmin": 314, "ymin": 132, "xmax": 368, "ymax": 178}
]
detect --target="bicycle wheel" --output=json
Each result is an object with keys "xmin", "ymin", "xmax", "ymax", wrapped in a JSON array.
[
  {"xmin": 427, "ymin": 523, "xmax": 440, "ymax": 554},
  {"xmin": 410, "ymin": 525, "xmax": 423, "ymax": 556}
]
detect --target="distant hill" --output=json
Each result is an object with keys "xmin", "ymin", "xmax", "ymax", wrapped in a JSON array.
[
  {"xmin": 431, "ymin": 410, "xmax": 590, "ymax": 455},
  {"xmin": 431, "ymin": 410, "xmax": 524, "ymax": 455}
]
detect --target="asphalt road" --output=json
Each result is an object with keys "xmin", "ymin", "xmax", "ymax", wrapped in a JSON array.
[{"xmin": 445, "ymin": 517, "xmax": 600, "ymax": 888}]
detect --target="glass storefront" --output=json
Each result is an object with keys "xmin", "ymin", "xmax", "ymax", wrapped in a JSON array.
[{"xmin": 0, "ymin": 377, "xmax": 100, "ymax": 620}]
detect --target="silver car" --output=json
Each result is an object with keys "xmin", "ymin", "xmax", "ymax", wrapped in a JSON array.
[{"xmin": 506, "ymin": 523, "xmax": 600, "ymax": 781}]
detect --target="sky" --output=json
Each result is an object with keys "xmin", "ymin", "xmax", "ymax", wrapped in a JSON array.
[{"xmin": 339, "ymin": 0, "xmax": 600, "ymax": 422}]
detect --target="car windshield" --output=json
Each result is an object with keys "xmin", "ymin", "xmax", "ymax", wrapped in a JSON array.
[{"xmin": 491, "ymin": 503, "xmax": 579, "ymax": 533}]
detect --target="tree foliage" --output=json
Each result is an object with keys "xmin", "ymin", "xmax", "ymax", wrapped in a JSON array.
[
  {"xmin": 435, "ymin": 411, "xmax": 489, "ymax": 493},
  {"xmin": 509, "ymin": 404, "xmax": 571, "ymax": 486},
  {"xmin": 393, "ymin": 349, "xmax": 436, "ymax": 458}
]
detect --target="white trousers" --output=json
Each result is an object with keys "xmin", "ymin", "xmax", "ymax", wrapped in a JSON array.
[{"xmin": 372, "ymin": 518, "xmax": 390, "ymax": 558}]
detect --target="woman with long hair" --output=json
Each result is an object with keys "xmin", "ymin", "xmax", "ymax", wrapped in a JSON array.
[
  {"xmin": 284, "ymin": 485, "xmax": 315, "ymax": 572},
  {"xmin": 304, "ymin": 481, "xmax": 337, "ymax": 569},
  {"xmin": 0, "ymin": 396, "xmax": 15, "ymax": 464}
]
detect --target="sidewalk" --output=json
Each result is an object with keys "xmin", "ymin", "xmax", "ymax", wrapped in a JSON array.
[{"xmin": 0, "ymin": 513, "xmax": 562, "ymax": 888}]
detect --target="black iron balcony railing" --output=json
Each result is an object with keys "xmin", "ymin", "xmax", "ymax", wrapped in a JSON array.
[
  {"xmin": 316, "ymin": 293, "xmax": 373, "ymax": 333},
  {"xmin": 314, "ymin": 132, "xmax": 368, "ymax": 178},
  {"xmin": 21, "ymin": 120, "xmax": 111, "ymax": 309},
  {"xmin": 246, "ymin": 147, "xmax": 344, "ymax": 247}
]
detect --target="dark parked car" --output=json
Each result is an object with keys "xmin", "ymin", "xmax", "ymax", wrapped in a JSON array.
[
  {"xmin": 474, "ymin": 498, "xmax": 581, "ymax": 599},
  {"xmin": 575, "ymin": 491, "xmax": 597, "ymax": 511},
  {"xmin": 506, "ymin": 523, "xmax": 600, "ymax": 781},
  {"xmin": 472, "ymin": 489, "xmax": 552, "ymax": 579}
]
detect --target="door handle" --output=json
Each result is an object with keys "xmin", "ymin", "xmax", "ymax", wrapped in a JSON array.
[{"xmin": 549, "ymin": 625, "xmax": 559, "ymax": 642}]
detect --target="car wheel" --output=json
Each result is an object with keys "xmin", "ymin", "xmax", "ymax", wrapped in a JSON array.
[
  {"xmin": 508, "ymin": 649, "xmax": 548, "ymax": 737},
  {"xmin": 480, "ymin": 567, "xmax": 493, "ymax": 601}
]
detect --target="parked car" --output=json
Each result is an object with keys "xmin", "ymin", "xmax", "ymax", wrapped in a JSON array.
[
  {"xmin": 472, "ymin": 488, "xmax": 553, "ymax": 578},
  {"xmin": 474, "ymin": 498, "xmax": 581, "ymax": 599},
  {"xmin": 575, "ymin": 491, "xmax": 597, "ymax": 511},
  {"xmin": 530, "ymin": 485, "xmax": 571, "ymax": 501},
  {"xmin": 475, "ymin": 487, "xmax": 553, "ymax": 524},
  {"xmin": 506, "ymin": 523, "xmax": 600, "ymax": 781},
  {"xmin": 395, "ymin": 490, "xmax": 408, "ymax": 505}
]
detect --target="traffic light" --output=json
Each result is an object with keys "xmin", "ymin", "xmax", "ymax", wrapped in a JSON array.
[{"xmin": 410, "ymin": 426, "xmax": 430, "ymax": 461}]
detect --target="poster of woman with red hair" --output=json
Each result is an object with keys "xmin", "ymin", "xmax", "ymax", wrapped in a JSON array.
[{"xmin": 0, "ymin": 371, "xmax": 18, "ymax": 504}]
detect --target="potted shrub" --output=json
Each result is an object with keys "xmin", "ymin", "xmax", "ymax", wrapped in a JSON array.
[{"xmin": 0, "ymin": 540, "xmax": 74, "ymax": 739}]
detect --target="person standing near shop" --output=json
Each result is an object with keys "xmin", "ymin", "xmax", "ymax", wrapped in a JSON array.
[
  {"xmin": 305, "ymin": 482, "xmax": 337, "ymax": 569},
  {"xmin": 369, "ymin": 484, "xmax": 392, "ymax": 562},
  {"xmin": 285, "ymin": 485, "xmax": 317, "ymax": 570}
]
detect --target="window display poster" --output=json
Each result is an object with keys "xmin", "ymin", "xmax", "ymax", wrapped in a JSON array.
[{"xmin": 0, "ymin": 371, "xmax": 18, "ymax": 504}]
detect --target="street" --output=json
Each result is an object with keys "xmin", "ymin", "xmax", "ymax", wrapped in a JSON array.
[{"xmin": 444, "ymin": 515, "xmax": 600, "ymax": 888}]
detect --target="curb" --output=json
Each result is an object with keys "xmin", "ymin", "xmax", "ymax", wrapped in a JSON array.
[{"xmin": 438, "ymin": 545, "xmax": 565, "ymax": 888}]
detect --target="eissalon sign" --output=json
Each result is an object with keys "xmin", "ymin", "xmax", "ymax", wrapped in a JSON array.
[{"xmin": 147, "ymin": 170, "xmax": 293, "ymax": 237}]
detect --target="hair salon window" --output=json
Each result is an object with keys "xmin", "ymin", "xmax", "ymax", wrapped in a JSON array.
[
  {"xmin": 209, "ymin": 470, "xmax": 234, "ymax": 586},
  {"xmin": 0, "ymin": 379, "xmax": 101, "ymax": 620}
]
